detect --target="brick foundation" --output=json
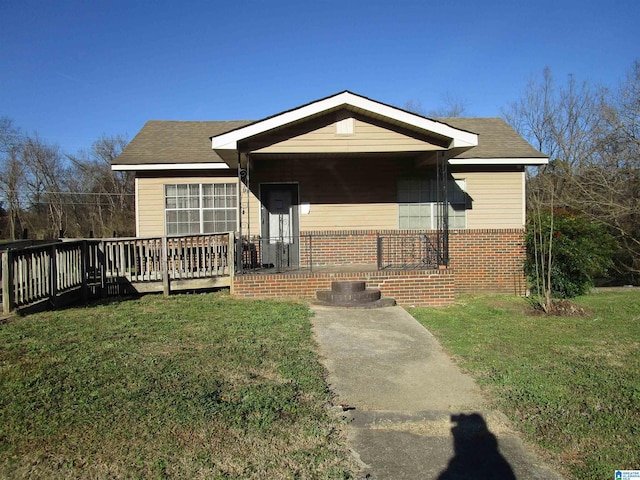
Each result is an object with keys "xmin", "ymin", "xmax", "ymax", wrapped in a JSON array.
[
  {"xmin": 232, "ymin": 228, "xmax": 526, "ymax": 304},
  {"xmin": 232, "ymin": 268, "xmax": 454, "ymax": 307}
]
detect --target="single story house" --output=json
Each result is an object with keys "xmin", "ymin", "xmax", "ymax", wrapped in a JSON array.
[{"xmin": 112, "ymin": 91, "xmax": 547, "ymax": 305}]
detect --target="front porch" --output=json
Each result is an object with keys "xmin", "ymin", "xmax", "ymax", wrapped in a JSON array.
[
  {"xmin": 232, "ymin": 266, "xmax": 454, "ymax": 307},
  {"xmin": 237, "ymin": 230, "xmax": 447, "ymax": 273},
  {"xmin": 232, "ymin": 229, "xmax": 453, "ymax": 306},
  {"xmin": 232, "ymin": 227, "xmax": 527, "ymax": 306},
  {"xmin": 1, "ymin": 227, "xmax": 526, "ymax": 313}
]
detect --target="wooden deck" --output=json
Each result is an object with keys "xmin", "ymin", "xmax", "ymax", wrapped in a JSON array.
[{"xmin": 1, "ymin": 233, "xmax": 234, "ymax": 314}]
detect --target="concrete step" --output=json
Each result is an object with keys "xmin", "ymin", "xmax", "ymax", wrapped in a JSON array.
[
  {"xmin": 317, "ymin": 288, "xmax": 381, "ymax": 304},
  {"xmin": 316, "ymin": 280, "xmax": 395, "ymax": 308},
  {"xmin": 331, "ymin": 280, "xmax": 366, "ymax": 293}
]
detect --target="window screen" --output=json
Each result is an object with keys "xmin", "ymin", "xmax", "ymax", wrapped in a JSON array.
[
  {"xmin": 165, "ymin": 183, "xmax": 237, "ymax": 235},
  {"xmin": 398, "ymin": 178, "xmax": 467, "ymax": 229}
]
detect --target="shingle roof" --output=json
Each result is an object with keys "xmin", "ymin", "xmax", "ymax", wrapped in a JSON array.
[
  {"xmin": 437, "ymin": 117, "xmax": 547, "ymax": 159},
  {"xmin": 113, "ymin": 120, "xmax": 252, "ymax": 165},
  {"xmin": 113, "ymin": 117, "xmax": 545, "ymax": 166}
]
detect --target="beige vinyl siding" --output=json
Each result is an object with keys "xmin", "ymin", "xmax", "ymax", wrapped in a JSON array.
[
  {"xmin": 136, "ymin": 177, "xmax": 165, "ymax": 237},
  {"xmin": 136, "ymin": 175, "xmax": 258, "ymax": 237},
  {"xmin": 135, "ymin": 167, "xmax": 524, "ymax": 236},
  {"xmin": 252, "ymin": 156, "xmax": 407, "ymax": 233},
  {"xmin": 254, "ymin": 117, "xmax": 442, "ymax": 154},
  {"xmin": 454, "ymin": 170, "xmax": 524, "ymax": 228},
  {"xmin": 299, "ymin": 203, "xmax": 397, "ymax": 231}
]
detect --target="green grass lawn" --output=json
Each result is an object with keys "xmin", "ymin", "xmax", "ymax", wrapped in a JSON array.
[
  {"xmin": 410, "ymin": 289, "xmax": 640, "ymax": 480},
  {"xmin": 0, "ymin": 293, "xmax": 355, "ymax": 479}
]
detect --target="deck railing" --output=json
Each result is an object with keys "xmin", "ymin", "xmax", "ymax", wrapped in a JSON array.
[
  {"xmin": 102, "ymin": 234, "xmax": 230, "ymax": 282},
  {"xmin": 0, "ymin": 231, "xmax": 444, "ymax": 313},
  {"xmin": 237, "ymin": 231, "xmax": 445, "ymax": 274},
  {"xmin": 1, "ymin": 233, "xmax": 233, "ymax": 314},
  {"xmin": 376, "ymin": 233, "xmax": 445, "ymax": 270},
  {"xmin": 1, "ymin": 240, "xmax": 102, "ymax": 312}
]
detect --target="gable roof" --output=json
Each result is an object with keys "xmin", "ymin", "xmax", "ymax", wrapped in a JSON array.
[
  {"xmin": 211, "ymin": 91, "xmax": 479, "ymax": 156},
  {"xmin": 112, "ymin": 94, "xmax": 548, "ymax": 170}
]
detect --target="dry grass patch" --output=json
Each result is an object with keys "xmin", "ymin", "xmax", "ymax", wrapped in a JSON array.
[{"xmin": 0, "ymin": 292, "xmax": 356, "ymax": 479}]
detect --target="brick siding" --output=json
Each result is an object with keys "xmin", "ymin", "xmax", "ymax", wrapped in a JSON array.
[
  {"xmin": 232, "ymin": 228, "xmax": 526, "ymax": 304},
  {"xmin": 232, "ymin": 268, "xmax": 454, "ymax": 307},
  {"xmin": 449, "ymin": 229, "xmax": 527, "ymax": 295}
]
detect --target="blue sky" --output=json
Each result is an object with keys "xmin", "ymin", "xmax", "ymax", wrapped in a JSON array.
[{"xmin": 1, "ymin": 0, "xmax": 638, "ymax": 155}]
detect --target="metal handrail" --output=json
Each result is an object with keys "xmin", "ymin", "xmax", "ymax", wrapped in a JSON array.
[{"xmin": 237, "ymin": 231, "xmax": 445, "ymax": 274}]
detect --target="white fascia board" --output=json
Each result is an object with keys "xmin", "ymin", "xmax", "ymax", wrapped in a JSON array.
[
  {"xmin": 448, "ymin": 157, "xmax": 549, "ymax": 165},
  {"xmin": 211, "ymin": 91, "xmax": 478, "ymax": 150},
  {"xmin": 112, "ymin": 163, "xmax": 233, "ymax": 171}
]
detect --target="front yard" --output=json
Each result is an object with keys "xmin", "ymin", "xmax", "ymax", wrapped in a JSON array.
[
  {"xmin": 410, "ymin": 289, "xmax": 640, "ymax": 480},
  {"xmin": 0, "ymin": 293, "xmax": 355, "ymax": 479},
  {"xmin": 2, "ymin": 289, "xmax": 638, "ymax": 479}
]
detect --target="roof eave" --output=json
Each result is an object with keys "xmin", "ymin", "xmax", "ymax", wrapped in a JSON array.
[
  {"xmin": 111, "ymin": 163, "xmax": 233, "ymax": 171},
  {"xmin": 448, "ymin": 157, "xmax": 549, "ymax": 166},
  {"xmin": 211, "ymin": 91, "xmax": 478, "ymax": 153}
]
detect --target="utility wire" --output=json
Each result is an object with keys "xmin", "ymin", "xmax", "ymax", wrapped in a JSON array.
[{"xmin": 2, "ymin": 190, "xmax": 134, "ymax": 196}]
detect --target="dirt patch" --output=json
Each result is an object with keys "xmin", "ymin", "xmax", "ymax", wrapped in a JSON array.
[{"xmin": 530, "ymin": 299, "xmax": 590, "ymax": 317}]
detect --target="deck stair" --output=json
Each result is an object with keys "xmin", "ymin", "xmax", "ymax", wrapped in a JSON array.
[{"xmin": 316, "ymin": 281, "xmax": 396, "ymax": 308}]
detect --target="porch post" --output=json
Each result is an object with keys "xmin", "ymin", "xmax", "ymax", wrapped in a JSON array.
[
  {"xmin": 246, "ymin": 153, "xmax": 251, "ymax": 240},
  {"xmin": 437, "ymin": 151, "xmax": 450, "ymax": 266},
  {"xmin": 237, "ymin": 150, "xmax": 243, "ymax": 274}
]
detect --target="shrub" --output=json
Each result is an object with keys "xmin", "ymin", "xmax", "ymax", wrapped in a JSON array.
[{"xmin": 525, "ymin": 210, "xmax": 616, "ymax": 298}]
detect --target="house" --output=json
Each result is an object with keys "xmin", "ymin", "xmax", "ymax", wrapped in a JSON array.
[{"xmin": 112, "ymin": 91, "xmax": 548, "ymax": 306}]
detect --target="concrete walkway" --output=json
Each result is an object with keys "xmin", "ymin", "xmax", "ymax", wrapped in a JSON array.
[{"xmin": 311, "ymin": 305, "xmax": 564, "ymax": 480}]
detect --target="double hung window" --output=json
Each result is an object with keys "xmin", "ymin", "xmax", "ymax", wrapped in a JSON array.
[
  {"xmin": 398, "ymin": 178, "xmax": 467, "ymax": 229},
  {"xmin": 165, "ymin": 183, "xmax": 237, "ymax": 235}
]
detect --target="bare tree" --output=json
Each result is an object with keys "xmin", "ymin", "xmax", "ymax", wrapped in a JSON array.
[
  {"xmin": 503, "ymin": 67, "xmax": 558, "ymax": 158},
  {"xmin": 0, "ymin": 118, "xmax": 26, "ymax": 239},
  {"xmin": 0, "ymin": 120, "xmax": 133, "ymax": 240},
  {"xmin": 528, "ymin": 187, "xmax": 555, "ymax": 312},
  {"xmin": 20, "ymin": 135, "xmax": 70, "ymax": 238},
  {"xmin": 574, "ymin": 61, "xmax": 640, "ymax": 279},
  {"xmin": 503, "ymin": 68, "xmax": 605, "ymax": 204},
  {"xmin": 405, "ymin": 93, "xmax": 468, "ymax": 118},
  {"xmin": 505, "ymin": 62, "xmax": 640, "ymax": 284},
  {"xmin": 404, "ymin": 99, "xmax": 426, "ymax": 116},
  {"xmin": 67, "ymin": 135, "xmax": 134, "ymax": 237},
  {"xmin": 428, "ymin": 92, "xmax": 468, "ymax": 118}
]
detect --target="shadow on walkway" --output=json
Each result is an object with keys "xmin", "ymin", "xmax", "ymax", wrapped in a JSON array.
[{"xmin": 438, "ymin": 413, "xmax": 516, "ymax": 480}]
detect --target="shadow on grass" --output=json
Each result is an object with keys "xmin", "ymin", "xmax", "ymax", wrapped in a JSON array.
[
  {"xmin": 438, "ymin": 413, "xmax": 515, "ymax": 480},
  {"xmin": 12, "ymin": 285, "xmax": 230, "ymax": 317}
]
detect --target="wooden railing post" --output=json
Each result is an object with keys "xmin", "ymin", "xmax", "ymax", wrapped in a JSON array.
[
  {"xmin": 81, "ymin": 241, "xmax": 89, "ymax": 303},
  {"xmin": 100, "ymin": 240, "xmax": 107, "ymax": 297},
  {"xmin": 50, "ymin": 244, "xmax": 58, "ymax": 308},
  {"xmin": 228, "ymin": 232, "xmax": 235, "ymax": 294},
  {"xmin": 162, "ymin": 236, "xmax": 170, "ymax": 297},
  {"xmin": 2, "ymin": 250, "xmax": 13, "ymax": 314}
]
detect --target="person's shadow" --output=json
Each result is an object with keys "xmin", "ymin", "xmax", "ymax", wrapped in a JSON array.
[{"xmin": 438, "ymin": 413, "xmax": 516, "ymax": 479}]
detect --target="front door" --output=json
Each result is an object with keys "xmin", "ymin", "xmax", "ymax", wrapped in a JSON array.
[{"xmin": 260, "ymin": 184, "xmax": 299, "ymax": 269}]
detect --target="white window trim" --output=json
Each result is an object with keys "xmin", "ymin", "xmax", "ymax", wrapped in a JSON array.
[
  {"xmin": 164, "ymin": 183, "xmax": 237, "ymax": 235},
  {"xmin": 398, "ymin": 178, "xmax": 467, "ymax": 230}
]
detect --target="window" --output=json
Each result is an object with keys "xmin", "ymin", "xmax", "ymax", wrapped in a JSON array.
[
  {"xmin": 165, "ymin": 183, "xmax": 237, "ymax": 235},
  {"xmin": 398, "ymin": 178, "xmax": 467, "ymax": 229}
]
